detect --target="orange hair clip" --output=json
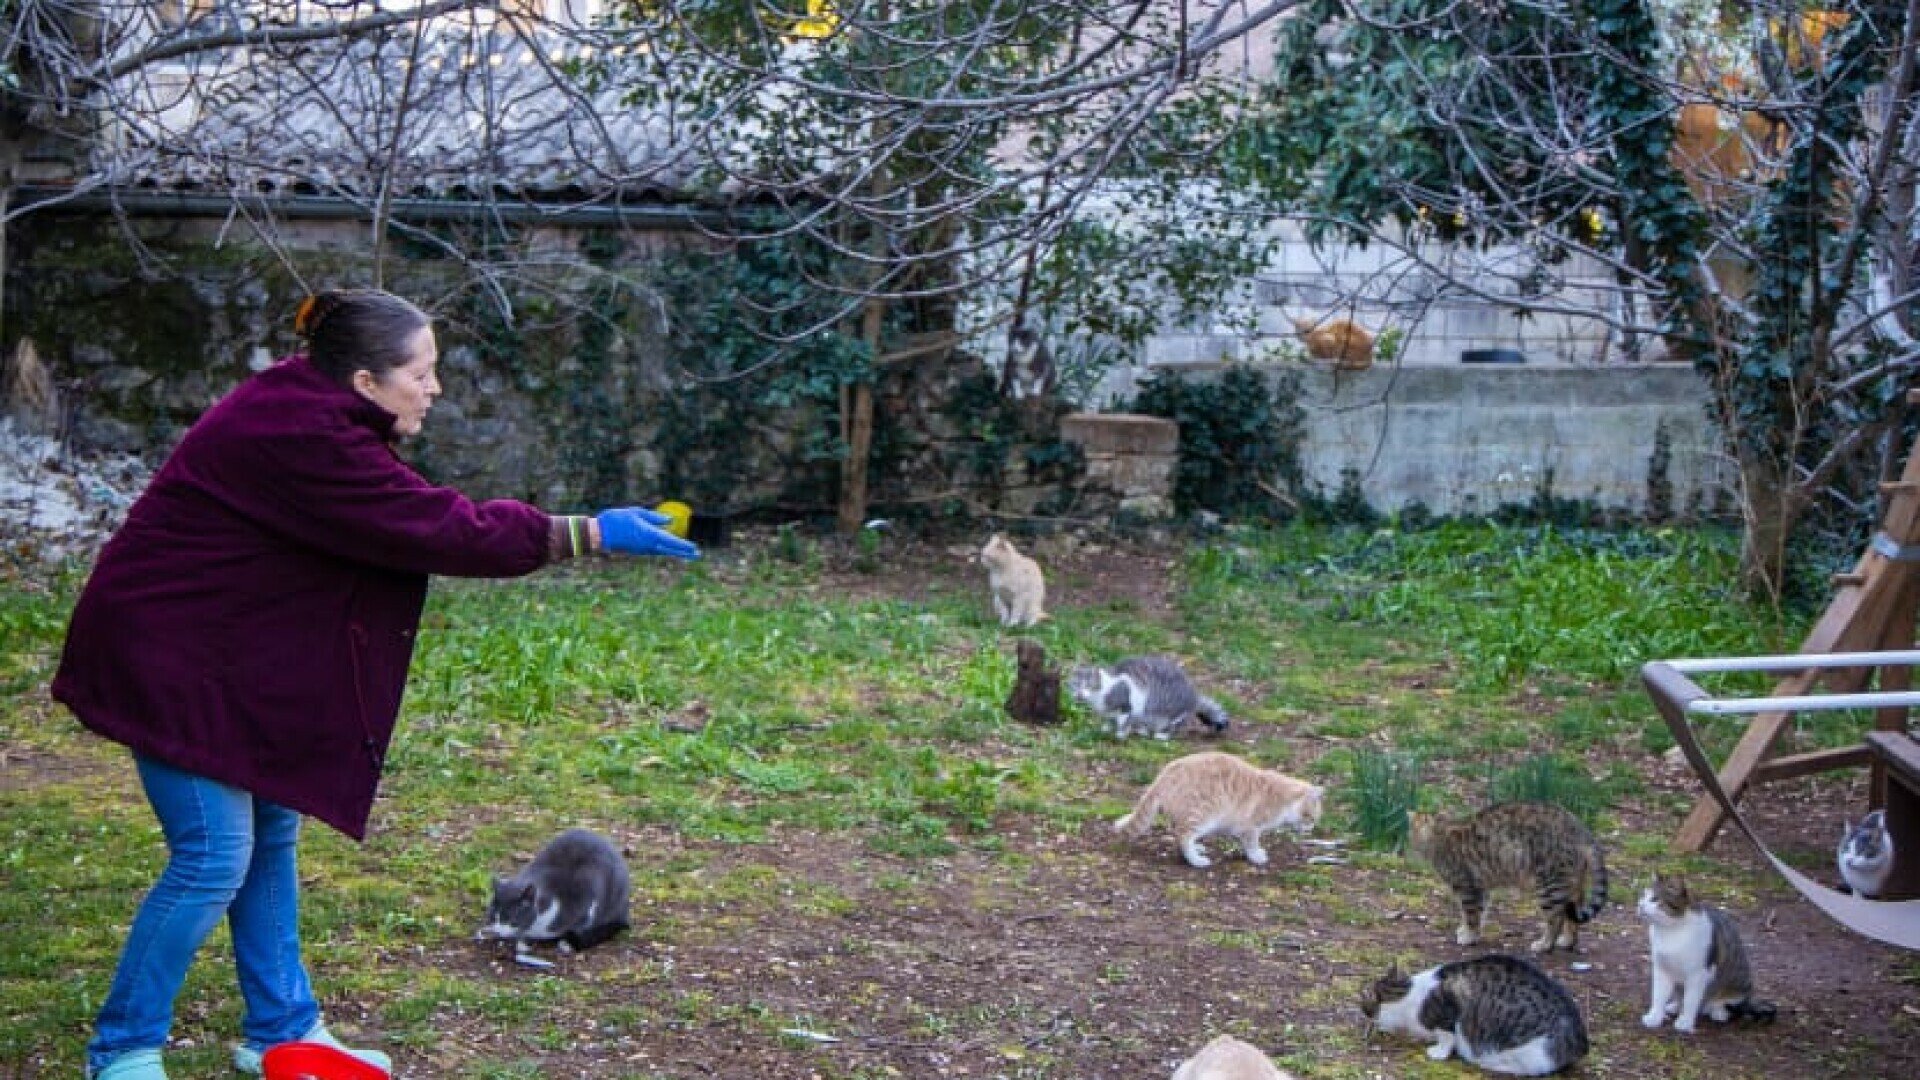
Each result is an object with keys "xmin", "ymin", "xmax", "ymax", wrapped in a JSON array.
[{"xmin": 293, "ymin": 295, "xmax": 319, "ymax": 336}]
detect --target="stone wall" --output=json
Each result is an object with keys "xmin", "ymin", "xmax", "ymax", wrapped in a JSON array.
[
  {"xmin": 7, "ymin": 210, "xmax": 1728, "ymax": 527},
  {"xmin": 1060, "ymin": 413, "xmax": 1177, "ymax": 518},
  {"xmin": 6, "ymin": 213, "xmax": 690, "ymax": 511},
  {"xmin": 2, "ymin": 210, "xmax": 1084, "ymax": 522}
]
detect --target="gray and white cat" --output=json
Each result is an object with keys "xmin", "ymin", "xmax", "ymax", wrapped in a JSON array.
[
  {"xmin": 1638, "ymin": 872, "xmax": 1776, "ymax": 1033},
  {"xmin": 480, "ymin": 828, "xmax": 631, "ymax": 958},
  {"xmin": 1360, "ymin": 953, "xmax": 1588, "ymax": 1076},
  {"xmin": 1837, "ymin": 809, "xmax": 1895, "ymax": 898},
  {"xmin": 1067, "ymin": 655, "xmax": 1229, "ymax": 739}
]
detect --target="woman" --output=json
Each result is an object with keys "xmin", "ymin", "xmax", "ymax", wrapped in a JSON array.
[{"xmin": 52, "ymin": 289, "xmax": 697, "ymax": 1079}]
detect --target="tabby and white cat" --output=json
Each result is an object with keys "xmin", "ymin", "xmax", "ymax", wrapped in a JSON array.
[
  {"xmin": 1837, "ymin": 809, "xmax": 1895, "ymax": 899},
  {"xmin": 1115, "ymin": 751, "xmax": 1323, "ymax": 868},
  {"xmin": 1359, "ymin": 954, "xmax": 1589, "ymax": 1076},
  {"xmin": 1406, "ymin": 802, "xmax": 1609, "ymax": 953},
  {"xmin": 1638, "ymin": 872, "xmax": 1777, "ymax": 1033},
  {"xmin": 979, "ymin": 533, "xmax": 1046, "ymax": 628},
  {"xmin": 1067, "ymin": 655, "xmax": 1229, "ymax": 739},
  {"xmin": 1169, "ymin": 1034, "xmax": 1297, "ymax": 1080}
]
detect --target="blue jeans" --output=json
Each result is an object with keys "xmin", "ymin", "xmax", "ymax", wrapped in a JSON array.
[{"xmin": 88, "ymin": 755, "xmax": 318, "ymax": 1072}]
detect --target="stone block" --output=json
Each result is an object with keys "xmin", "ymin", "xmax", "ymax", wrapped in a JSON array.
[
  {"xmin": 1092, "ymin": 454, "xmax": 1175, "ymax": 491},
  {"xmin": 998, "ymin": 484, "xmax": 1054, "ymax": 515},
  {"xmin": 1061, "ymin": 413, "xmax": 1179, "ymax": 455},
  {"xmin": 1118, "ymin": 494, "xmax": 1175, "ymax": 518}
]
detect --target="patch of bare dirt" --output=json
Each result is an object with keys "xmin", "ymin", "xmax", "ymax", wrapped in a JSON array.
[{"xmin": 357, "ymin": 809, "xmax": 1918, "ymax": 1079}]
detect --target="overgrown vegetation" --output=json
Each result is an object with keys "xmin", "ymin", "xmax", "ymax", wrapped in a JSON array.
[
  {"xmin": 649, "ymin": 237, "xmax": 878, "ymax": 511},
  {"xmin": 1128, "ymin": 365, "xmax": 1306, "ymax": 517}
]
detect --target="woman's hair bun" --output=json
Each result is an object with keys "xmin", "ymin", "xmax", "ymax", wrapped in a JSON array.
[{"xmin": 293, "ymin": 291, "xmax": 345, "ymax": 339}]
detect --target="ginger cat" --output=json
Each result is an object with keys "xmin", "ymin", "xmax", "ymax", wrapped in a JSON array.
[
  {"xmin": 1291, "ymin": 314, "xmax": 1375, "ymax": 370},
  {"xmin": 1115, "ymin": 751, "xmax": 1323, "ymax": 868}
]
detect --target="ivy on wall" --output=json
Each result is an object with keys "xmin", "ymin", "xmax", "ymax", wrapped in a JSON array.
[{"xmin": 649, "ymin": 235, "xmax": 874, "ymax": 511}]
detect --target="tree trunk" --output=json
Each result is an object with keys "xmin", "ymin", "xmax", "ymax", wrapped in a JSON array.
[
  {"xmin": 836, "ymin": 296, "xmax": 886, "ymax": 535},
  {"xmin": 1737, "ymin": 449, "xmax": 1799, "ymax": 602}
]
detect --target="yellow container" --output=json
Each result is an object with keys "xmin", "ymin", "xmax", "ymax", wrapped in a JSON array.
[{"xmin": 654, "ymin": 500, "xmax": 693, "ymax": 538}]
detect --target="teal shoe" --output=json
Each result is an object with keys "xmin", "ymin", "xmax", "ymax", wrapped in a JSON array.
[
  {"xmin": 92, "ymin": 1048, "xmax": 167, "ymax": 1080},
  {"xmin": 232, "ymin": 1022, "xmax": 391, "ymax": 1076}
]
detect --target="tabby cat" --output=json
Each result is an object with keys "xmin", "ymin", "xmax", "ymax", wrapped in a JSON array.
[
  {"xmin": 979, "ymin": 533, "xmax": 1046, "ymax": 628},
  {"xmin": 1406, "ymin": 802, "xmax": 1609, "ymax": 953},
  {"xmin": 1169, "ymin": 1034, "xmax": 1297, "ymax": 1079},
  {"xmin": 1115, "ymin": 751, "xmax": 1323, "ymax": 868},
  {"xmin": 1638, "ymin": 871, "xmax": 1777, "ymax": 1033},
  {"xmin": 1837, "ymin": 809, "xmax": 1895, "ymax": 899},
  {"xmin": 1360, "ymin": 954, "xmax": 1589, "ymax": 1076},
  {"xmin": 1066, "ymin": 655, "xmax": 1229, "ymax": 739}
]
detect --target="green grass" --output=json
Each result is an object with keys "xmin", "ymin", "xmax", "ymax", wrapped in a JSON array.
[
  {"xmin": 1340, "ymin": 747, "xmax": 1425, "ymax": 851},
  {"xmin": 0, "ymin": 520, "xmax": 1869, "ymax": 1077}
]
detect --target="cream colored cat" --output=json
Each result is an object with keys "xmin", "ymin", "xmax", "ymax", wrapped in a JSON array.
[
  {"xmin": 979, "ymin": 533, "xmax": 1047, "ymax": 627},
  {"xmin": 1170, "ymin": 1035, "xmax": 1297, "ymax": 1079},
  {"xmin": 1116, "ymin": 751, "xmax": 1324, "ymax": 868}
]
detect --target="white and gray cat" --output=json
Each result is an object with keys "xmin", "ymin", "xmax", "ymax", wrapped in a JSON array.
[
  {"xmin": 1068, "ymin": 655, "xmax": 1229, "ymax": 739},
  {"xmin": 480, "ymin": 827, "xmax": 631, "ymax": 960},
  {"xmin": 1360, "ymin": 953, "xmax": 1588, "ymax": 1076},
  {"xmin": 1638, "ymin": 871, "xmax": 1776, "ymax": 1033},
  {"xmin": 1837, "ymin": 809, "xmax": 1895, "ymax": 898}
]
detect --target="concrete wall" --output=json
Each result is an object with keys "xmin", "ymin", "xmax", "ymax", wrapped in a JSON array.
[
  {"xmin": 1148, "ymin": 361, "xmax": 1734, "ymax": 518},
  {"xmin": 1067, "ymin": 214, "xmax": 1731, "ymax": 519},
  {"xmin": 1136, "ymin": 220, "xmax": 1627, "ymax": 371}
]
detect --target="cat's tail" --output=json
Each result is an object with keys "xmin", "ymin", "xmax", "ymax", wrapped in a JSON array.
[
  {"xmin": 1570, "ymin": 842, "xmax": 1610, "ymax": 923},
  {"xmin": 1194, "ymin": 695, "xmax": 1230, "ymax": 734},
  {"xmin": 1114, "ymin": 783, "xmax": 1162, "ymax": 837},
  {"xmin": 1726, "ymin": 997, "xmax": 1778, "ymax": 1025}
]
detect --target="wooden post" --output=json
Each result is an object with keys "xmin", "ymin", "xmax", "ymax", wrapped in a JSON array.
[{"xmin": 1871, "ymin": 574, "xmax": 1920, "ymax": 809}]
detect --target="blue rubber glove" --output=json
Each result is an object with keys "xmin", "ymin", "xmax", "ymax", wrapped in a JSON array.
[{"xmin": 596, "ymin": 508, "xmax": 700, "ymax": 560}]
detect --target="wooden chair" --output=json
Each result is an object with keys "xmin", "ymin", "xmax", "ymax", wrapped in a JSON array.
[{"xmin": 1644, "ymin": 655, "xmax": 1920, "ymax": 949}]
